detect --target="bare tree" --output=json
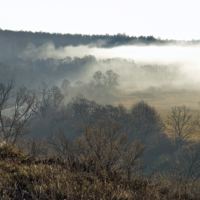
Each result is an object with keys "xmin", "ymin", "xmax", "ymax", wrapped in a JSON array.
[
  {"xmin": 104, "ymin": 70, "xmax": 120, "ymax": 90},
  {"xmin": 48, "ymin": 128, "xmax": 75, "ymax": 163},
  {"xmin": 0, "ymin": 80, "xmax": 15, "ymax": 142},
  {"xmin": 0, "ymin": 81, "xmax": 36, "ymax": 144},
  {"xmin": 0, "ymin": 80, "xmax": 14, "ymax": 111},
  {"xmin": 121, "ymin": 139, "xmax": 145, "ymax": 180},
  {"xmin": 74, "ymin": 120, "xmax": 145, "ymax": 179},
  {"xmin": 91, "ymin": 71, "xmax": 104, "ymax": 87},
  {"xmin": 166, "ymin": 105, "xmax": 197, "ymax": 148},
  {"xmin": 91, "ymin": 70, "xmax": 120, "ymax": 90},
  {"xmin": 61, "ymin": 79, "xmax": 71, "ymax": 96},
  {"xmin": 174, "ymin": 143, "xmax": 200, "ymax": 185},
  {"xmin": 67, "ymin": 97, "xmax": 97, "ymax": 121},
  {"xmin": 32, "ymin": 83, "xmax": 64, "ymax": 117},
  {"xmin": 130, "ymin": 101, "xmax": 164, "ymax": 142},
  {"xmin": 91, "ymin": 104, "xmax": 132, "ymax": 134}
]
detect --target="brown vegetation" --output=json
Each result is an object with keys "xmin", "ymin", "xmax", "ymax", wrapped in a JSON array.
[
  {"xmin": 0, "ymin": 142, "xmax": 200, "ymax": 199},
  {"xmin": 1, "ymin": 80, "xmax": 200, "ymax": 199}
]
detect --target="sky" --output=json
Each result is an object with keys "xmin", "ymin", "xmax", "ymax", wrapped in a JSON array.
[{"xmin": 0, "ymin": 0, "xmax": 200, "ymax": 40}]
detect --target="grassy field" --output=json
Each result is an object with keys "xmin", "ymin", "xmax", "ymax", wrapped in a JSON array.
[
  {"xmin": 114, "ymin": 89, "xmax": 200, "ymax": 119},
  {"xmin": 113, "ymin": 89, "xmax": 200, "ymax": 140}
]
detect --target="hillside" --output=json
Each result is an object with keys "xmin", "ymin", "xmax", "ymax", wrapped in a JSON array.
[
  {"xmin": 0, "ymin": 29, "xmax": 200, "ymax": 60},
  {"xmin": 0, "ymin": 142, "xmax": 200, "ymax": 200}
]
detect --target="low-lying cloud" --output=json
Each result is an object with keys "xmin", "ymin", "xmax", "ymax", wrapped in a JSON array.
[{"xmin": 19, "ymin": 42, "xmax": 200, "ymax": 92}]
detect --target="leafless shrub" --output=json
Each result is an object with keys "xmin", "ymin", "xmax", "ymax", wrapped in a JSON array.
[
  {"xmin": 47, "ymin": 128, "xmax": 76, "ymax": 163},
  {"xmin": 174, "ymin": 143, "xmax": 200, "ymax": 183},
  {"xmin": 74, "ymin": 120, "xmax": 145, "ymax": 179}
]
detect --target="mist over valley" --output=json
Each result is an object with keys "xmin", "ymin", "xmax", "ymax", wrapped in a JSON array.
[{"xmin": 1, "ymin": 30, "xmax": 200, "ymax": 199}]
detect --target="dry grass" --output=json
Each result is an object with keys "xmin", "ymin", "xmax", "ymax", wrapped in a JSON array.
[
  {"xmin": 113, "ymin": 90, "xmax": 200, "ymax": 117},
  {"xmin": 0, "ymin": 142, "xmax": 200, "ymax": 199},
  {"xmin": 113, "ymin": 89, "xmax": 200, "ymax": 140}
]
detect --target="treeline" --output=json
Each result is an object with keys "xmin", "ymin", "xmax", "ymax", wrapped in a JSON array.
[
  {"xmin": 0, "ymin": 56, "xmax": 179, "ymax": 92},
  {"xmin": 1, "ymin": 29, "xmax": 200, "ymax": 59}
]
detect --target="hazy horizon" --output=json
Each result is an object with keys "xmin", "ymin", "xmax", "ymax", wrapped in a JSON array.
[{"xmin": 1, "ymin": 0, "xmax": 200, "ymax": 40}]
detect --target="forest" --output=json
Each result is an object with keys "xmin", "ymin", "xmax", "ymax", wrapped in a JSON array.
[
  {"xmin": 0, "ymin": 29, "xmax": 200, "ymax": 60},
  {"xmin": 0, "ymin": 30, "xmax": 200, "ymax": 199}
]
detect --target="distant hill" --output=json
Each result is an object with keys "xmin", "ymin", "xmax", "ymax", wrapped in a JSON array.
[{"xmin": 0, "ymin": 29, "xmax": 199, "ymax": 59}]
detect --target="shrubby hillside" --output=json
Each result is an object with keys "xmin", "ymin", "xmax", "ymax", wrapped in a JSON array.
[{"xmin": 1, "ymin": 29, "xmax": 200, "ymax": 199}]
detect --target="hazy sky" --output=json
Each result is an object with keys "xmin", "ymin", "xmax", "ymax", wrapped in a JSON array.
[{"xmin": 0, "ymin": 0, "xmax": 199, "ymax": 40}]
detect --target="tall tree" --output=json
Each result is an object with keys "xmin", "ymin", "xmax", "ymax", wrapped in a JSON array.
[
  {"xmin": 167, "ymin": 105, "xmax": 197, "ymax": 148},
  {"xmin": 130, "ymin": 101, "xmax": 164, "ymax": 142},
  {"xmin": 0, "ymin": 80, "xmax": 36, "ymax": 144}
]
